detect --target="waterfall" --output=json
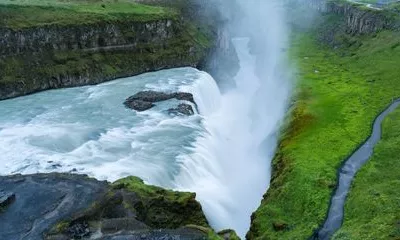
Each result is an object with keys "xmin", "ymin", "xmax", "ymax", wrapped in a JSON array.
[
  {"xmin": 174, "ymin": 40, "xmax": 290, "ymax": 238},
  {"xmin": 0, "ymin": 0, "xmax": 292, "ymax": 237},
  {"xmin": 173, "ymin": 0, "xmax": 291, "ymax": 237}
]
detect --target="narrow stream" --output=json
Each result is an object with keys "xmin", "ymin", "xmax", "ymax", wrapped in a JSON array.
[{"xmin": 315, "ymin": 99, "xmax": 400, "ymax": 239}]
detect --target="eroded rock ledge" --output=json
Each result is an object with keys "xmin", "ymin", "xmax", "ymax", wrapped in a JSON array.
[{"xmin": 0, "ymin": 173, "xmax": 213, "ymax": 240}]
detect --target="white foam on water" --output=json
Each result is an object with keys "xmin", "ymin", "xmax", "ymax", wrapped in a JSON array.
[{"xmin": 0, "ymin": 68, "xmax": 219, "ymax": 187}]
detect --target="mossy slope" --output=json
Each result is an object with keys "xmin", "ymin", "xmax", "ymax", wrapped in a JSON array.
[{"xmin": 247, "ymin": 15, "xmax": 400, "ymax": 240}]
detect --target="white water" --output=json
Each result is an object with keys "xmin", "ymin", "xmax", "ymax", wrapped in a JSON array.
[
  {"xmin": 0, "ymin": 68, "xmax": 221, "ymax": 186},
  {"xmin": 174, "ymin": 38, "xmax": 290, "ymax": 236},
  {"xmin": 0, "ymin": 7, "xmax": 290, "ymax": 236}
]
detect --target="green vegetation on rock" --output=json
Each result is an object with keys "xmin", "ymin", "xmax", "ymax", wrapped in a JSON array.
[
  {"xmin": 247, "ymin": 13, "xmax": 400, "ymax": 240},
  {"xmin": 333, "ymin": 107, "xmax": 400, "ymax": 240},
  {"xmin": 113, "ymin": 176, "xmax": 209, "ymax": 229},
  {"xmin": 0, "ymin": 26, "xmax": 210, "ymax": 82},
  {"xmin": 46, "ymin": 175, "xmax": 212, "ymax": 239}
]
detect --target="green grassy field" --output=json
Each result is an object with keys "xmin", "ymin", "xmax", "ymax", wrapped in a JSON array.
[
  {"xmin": 0, "ymin": 0, "xmax": 176, "ymax": 29},
  {"xmin": 248, "ymin": 28, "xmax": 400, "ymax": 239},
  {"xmin": 333, "ymin": 107, "xmax": 400, "ymax": 240}
]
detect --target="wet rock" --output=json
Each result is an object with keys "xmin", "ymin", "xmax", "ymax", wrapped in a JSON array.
[
  {"xmin": 126, "ymin": 91, "xmax": 172, "ymax": 103},
  {"xmin": 168, "ymin": 103, "xmax": 195, "ymax": 116},
  {"xmin": 101, "ymin": 218, "xmax": 149, "ymax": 234},
  {"xmin": 0, "ymin": 173, "xmax": 108, "ymax": 240},
  {"xmin": 173, "ymin": 92, "xmax": 195, "ymax": 104},
  {"xmin": 0, "ymin": 191, "xmax": 15, "ymax": 208},
  {"xmin": 124, "ymin": 91, "xmax": 196, "ymax": 113},
  {"xmin": 51, "ymin": 163, "xmax": 62, "ymax": 169},
  {"xmin": 124, "ymin": 99, "xmax": 154, "ymax": 112},
  {"xmin": 100, "ymin": 227, "xmax": 207, "ymax": 240},
  {"xmin": 67, "ymin": 222, "xmax": 90, "ymax": 239}
]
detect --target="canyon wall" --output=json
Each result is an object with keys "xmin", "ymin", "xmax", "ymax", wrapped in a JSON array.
[{"xmin": 0, "ymin": 0, "xmax": 240, "ymax": 100}]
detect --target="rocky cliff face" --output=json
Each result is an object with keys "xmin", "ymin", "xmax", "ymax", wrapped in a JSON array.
[
  {"xmin": 0, "ymin": 19, "xmax": 174, "ymax": 56},
  {"xmin": 0, "ymin": 13, "xmax": 214, "ymax": 100},
  {"xmin": 324, "ymin": 0, "xmax": 399, "ymax": 34},
  {"xmin": 294, "ymin": 0, "xmax": 399, "ymax": 34}
]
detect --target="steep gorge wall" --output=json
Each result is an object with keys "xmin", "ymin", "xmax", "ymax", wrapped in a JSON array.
[
  {"xmin": 0, "ymin": 20, "xmax": 175, "ymax": 57},
  {"xmin": 0, "ymin": 5, "xmax": 220, "ymax": 100},
  {"xmin": 324, "ymin": 0, "xmax": 399, "ymax": 34},
  {"xmin": 294, "ymin": 0, "xmax": 399, "ymax": 34}
]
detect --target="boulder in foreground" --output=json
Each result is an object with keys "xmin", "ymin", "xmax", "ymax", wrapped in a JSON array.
[{"xmin": 0, "ymin": 173, "xmax": 210, "ymax": 240}]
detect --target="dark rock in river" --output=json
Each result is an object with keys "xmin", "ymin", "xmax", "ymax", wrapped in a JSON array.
[
  {"xmin": 0, "ymin": 173, "xmax": 210, "ymax": 240},
  {"xmin": 126, "ymin": 90, "xmax": 172, "ymax": 103},
  {"xmin": 173, "ymin": 92, "xmax": 195, "ymax": 104},
  {"xmin": 124, "ymin": 99, "xmax": 155, "ymax": 112},
  {"xmin": 124, "ymin": 90, "xmax": 196, "ymax": 113},
  {"xmin": 168, "ymin": 103, "xmax": 195, "ymax": 116}
]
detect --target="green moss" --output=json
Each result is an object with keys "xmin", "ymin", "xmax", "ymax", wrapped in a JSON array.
[
  {"xmin": 207, "ymin": 231, "xmax": 224, "ymax": 240},
  {"xmin": 248, "ymin": 29, "xmax": 400, "ymax": 239},
  {"xmin": 55, "ymin": 221, "xmax": 69, "ymax": 233},
  {"xmin": 47, "ymin": 220, "xmax": 71, "ymax": 235},
  {"xmin": 332, "ymin": 107, "xmax": 400, "ymax": 239}
]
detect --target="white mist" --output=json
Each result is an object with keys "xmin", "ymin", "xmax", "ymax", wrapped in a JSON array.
[{"xmin": 173, "ymin": 0, "xmax": 291, "ymax": 237}]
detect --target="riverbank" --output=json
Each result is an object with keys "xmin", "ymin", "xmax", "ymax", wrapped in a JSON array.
[{"xmin": 247, "ymin": 8, "xmax": 400, "ymax": 239}]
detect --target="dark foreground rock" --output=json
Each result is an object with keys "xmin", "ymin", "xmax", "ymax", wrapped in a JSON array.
[
  {"xmin": 124, "ymin": 91, "xmax": 196, "ymax": 115},
  {"xmin": 0, "ymin": 174, "xmax": 211, "ymax": 240},
  {"xmin": 0, "ymin": 174, "xmax": 107, "ymax": 240}
]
